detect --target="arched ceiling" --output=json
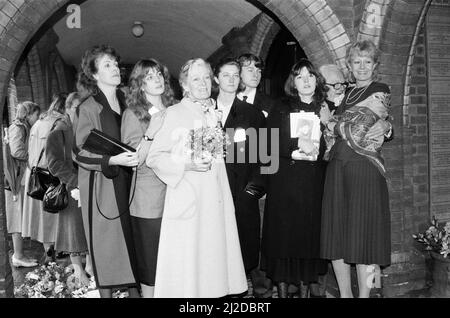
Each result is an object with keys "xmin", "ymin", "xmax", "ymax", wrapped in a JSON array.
[{"xmin": 53, "ymin": 0, "xmax": 260, "ymax": 74}]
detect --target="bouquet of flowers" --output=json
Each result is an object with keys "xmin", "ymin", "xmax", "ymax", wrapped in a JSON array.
[
  {"xmin": 14, "ymin": 262, "xmax": 97, "ymax": 298},
  {"xmin": 413, "ymin": 216, "xmax": 450, "ymax": 258},
  {"xmin": 186, "ymin": 126, "xmax": 230, "ymax": 161}
]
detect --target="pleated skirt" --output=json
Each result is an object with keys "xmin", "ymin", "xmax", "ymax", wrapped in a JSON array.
[{"xmin": 320, "ymin": 158, "xmax": 391, "ymax": 266}]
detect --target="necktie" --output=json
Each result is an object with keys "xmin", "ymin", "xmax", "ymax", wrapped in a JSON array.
[{"xmin": 243, "ymin": 95, "xmax": 248, "ymax": 102}]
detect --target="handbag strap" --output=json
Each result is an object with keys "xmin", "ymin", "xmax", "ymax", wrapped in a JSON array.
[
  {"xmin": 94, "ymin": 169, "xmax": 137, "ymax": 221},
  {"xmin": 35, "ymin": 117, "xmax": 64, "ymax": 167}
]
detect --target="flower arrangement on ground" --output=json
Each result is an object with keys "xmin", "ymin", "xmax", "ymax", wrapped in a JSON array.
[
  {"xmin": 14, "ymin": 262, "xmax": 97, "ymax": 298},
  {"xmin": 413, "ymin": 216, "xmax": 450, "ymax": 258}
]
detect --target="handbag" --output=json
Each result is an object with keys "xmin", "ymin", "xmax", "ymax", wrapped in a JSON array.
[
  {"xmin": 82, "ymin": 128, "xmax": 135, "ymax": 156},
  {"xmin": 43, "ymin": 183, "xmax": 68, "ymax": 213},
  {"xmin": 27, "ymin": 166, "xmax": 59, "ymax": 200},
  {"xmin": 244, "ymin": 181, "xmax": 266, "ymax": 199},
  {"xmin": 27, "ymin": 118, "xmax": 63, "ymax": 201}
]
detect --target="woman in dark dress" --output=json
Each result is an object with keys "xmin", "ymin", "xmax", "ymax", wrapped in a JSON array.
[
  {"xmin": 74, "ymin": 45, "xmax": 139, "ymax": 298},
  {"xmin": 261, "ymin": 59, "xmax": 331, "ymax": 298},
  {"xmin": 320, "ymin": 40, "xmax": 393, "ymax": 298}
]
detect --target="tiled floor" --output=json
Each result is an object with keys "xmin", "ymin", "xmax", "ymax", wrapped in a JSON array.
[{"xmin": 8, "ymin": 238, "xmax": 434, "ymax": 298}]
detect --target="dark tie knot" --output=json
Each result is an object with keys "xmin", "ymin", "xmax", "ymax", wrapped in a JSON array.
[{"xmin": 243, "ymin": 95, "xmax": 248, "ymax": 102}]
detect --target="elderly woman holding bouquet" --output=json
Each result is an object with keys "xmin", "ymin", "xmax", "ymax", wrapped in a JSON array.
[
  {"xmin": 146, "ymin": 58, "xmax": 247, "ymax": 297},
  {"xmin": 321, "ymin": 39, "xmax": 393, "ymax": 298}
]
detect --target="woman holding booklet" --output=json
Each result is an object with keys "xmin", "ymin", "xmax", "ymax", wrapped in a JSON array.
[{"xmin": 261, "ymin": 59, "xmax": 331, "ymax": 298}]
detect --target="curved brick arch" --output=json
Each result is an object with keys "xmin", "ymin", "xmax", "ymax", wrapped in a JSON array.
[
  {"xmin": 0, "ymin": 0, "xmax": 70, "ymax": 104},
  {"xmin": 249, "ymin": 13, "xmax": 279, "ymax": 61},
  {"xmin": 357, "ymin": 0, "xmax": 391, "ymax": 45},
  {"xmin": 256, "ymin": 0, "xmax": 351, "ymax": 71}
]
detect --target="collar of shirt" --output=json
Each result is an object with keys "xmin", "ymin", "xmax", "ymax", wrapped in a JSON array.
[
  {"xmin": 237, "ymin": 89, "xmax": 256, "ymax": 105},
  {"xmin": 216, "ymin": 99, "xmax": 233, "ymax": 126}
]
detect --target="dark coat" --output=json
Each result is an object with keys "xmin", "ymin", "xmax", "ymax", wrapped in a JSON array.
[
  {"xmin": 46, "ymin": 118, "xmax": 77, "ymax": 188},
  {"xmin": 74, "ymin": 89, "xmax": 138, "ymax": 288},
  {"xmin": 262, "ymin": 96, "xmax": 327, "ymax": 260},
  {"xmin": 221, "ymin": 97, "xmax": 265, "ymax": 271},
  {"xmin": 46, "ymin": 117, "xmax": 88, "ymax": 253},
  {"xmin": 254, "ymin": 91, "xmax": 275, "ymax": 115}
]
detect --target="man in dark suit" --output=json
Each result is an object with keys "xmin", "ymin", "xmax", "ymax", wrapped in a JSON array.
[
  {"xmin": 213, "ymin": 58, "xmax": 266, "ymax": 296},
  {"xmin": 235, "ymin": 53, "xmax": 274, "ymax": 297},
  {"xmin": 236, "ymin": 54, "xmax": 274, "ymax": 118}
]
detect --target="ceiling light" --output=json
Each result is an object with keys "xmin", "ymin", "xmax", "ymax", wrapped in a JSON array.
[{"xmin": 132, "ymin": 21, "xmax": 144, "ymax": 38}]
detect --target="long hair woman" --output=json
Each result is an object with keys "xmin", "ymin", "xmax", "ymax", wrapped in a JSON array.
[{"xmin": 122, "ymin": 58, "xmax": 175, "ymax": 297}]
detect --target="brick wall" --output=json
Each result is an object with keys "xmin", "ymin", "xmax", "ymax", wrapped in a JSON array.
[
  {"xmin": 14, "ymin": 60, "xmax": 33, "ymax": 104},
  {"xmin": 408, "ymin": 26, "xmax": 429, "ymax": 232}
]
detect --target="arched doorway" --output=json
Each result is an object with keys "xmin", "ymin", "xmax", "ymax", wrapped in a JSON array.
[{"xmin": 264, "ymin": 26, "xmax": 306, "ymax": 98}]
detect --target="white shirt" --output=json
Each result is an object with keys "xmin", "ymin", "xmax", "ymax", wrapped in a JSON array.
[
  {"xmin": 237, "ymin": 89, "xmax": 257, "ymax": 105},
  {"xmin": 216, "ymin": 99, "xmax": 233, "ymax": 126}
]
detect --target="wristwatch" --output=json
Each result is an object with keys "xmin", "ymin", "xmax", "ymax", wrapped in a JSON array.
[{"xmin": 143, "ymin": 135, "xmax": 153, "ymax": 141}]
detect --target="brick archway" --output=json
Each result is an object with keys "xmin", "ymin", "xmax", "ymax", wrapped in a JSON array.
[
  {"xmin": 249, "ymin": 13, "xmax": 280, "ymax": 61},
  {"xmin": 256, "ymin": 0, "xmax": 352, "ymax": 71}
]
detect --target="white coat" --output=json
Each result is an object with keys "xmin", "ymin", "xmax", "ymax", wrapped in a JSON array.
[{"xmin": 147, "ymin": 97, "xmax": 247, "ymax": 298}]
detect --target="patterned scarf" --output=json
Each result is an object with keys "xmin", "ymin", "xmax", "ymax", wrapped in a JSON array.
[{"xmin": 336, "ymin": 91, "xmax": 391, "ymax": 177}]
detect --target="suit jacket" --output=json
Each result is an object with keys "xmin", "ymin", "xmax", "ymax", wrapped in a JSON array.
[
  {"xmin": 253, "ymin": 91, "xmax": 275, "ymax": 117},
  {"xmin": 121, "ymin": 108, "xmax": 166, "ymax": 219},
  {"xmin": 221, "ymin": 97, "xmax": 265, "ymax": 200}
]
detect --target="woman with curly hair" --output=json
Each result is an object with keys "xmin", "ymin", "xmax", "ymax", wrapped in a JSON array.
[
  {"xmin": 121, "ymin": 58, "xmax": 176, "ymax": 297},
  {"xmin": 74, "ymin": 45, "xmax": 139, "ymax": 298}
]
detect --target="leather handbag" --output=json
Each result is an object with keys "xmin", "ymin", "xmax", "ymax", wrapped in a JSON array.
[
  {"xmin": 43, "ymin": 182, "xmax": 68, "ymax": 213},
  {"xmin": 27, "ymin": 166, "xmax": 59, "ymax": 200},
  {"xmin": 27, "ymin": 118, "xmax": 62, "ymax": 201},
  {"xmin": 244, "ymin": 181, "xmax": 266, "ymax": 199}
]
